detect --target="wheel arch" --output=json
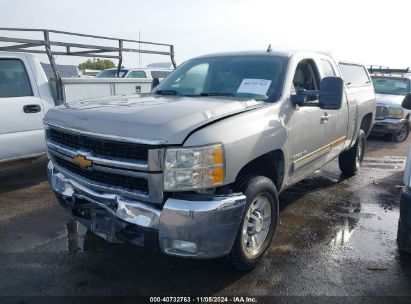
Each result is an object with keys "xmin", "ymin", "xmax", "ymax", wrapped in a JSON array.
[
  {"xmin": 360, "ymin": 112, "xmax": 374, "ymax": 137},
  {"xmin": 234, "ymin": 149, "xmax": 285, "ymax": 191}
]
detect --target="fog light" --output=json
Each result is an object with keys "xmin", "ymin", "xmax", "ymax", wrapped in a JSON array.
[{"xmin": 168, "ymin": 239, "xmax": 198, "ymax": 254}]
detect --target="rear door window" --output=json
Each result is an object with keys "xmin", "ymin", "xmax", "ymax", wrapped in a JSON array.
[
  {"xmin": 339, "ymin": 63, "xmax": 370, "ymax": 87},
  {"xmin": 0, "ymin": 59, "xmax": 33, "ymax": 98}
]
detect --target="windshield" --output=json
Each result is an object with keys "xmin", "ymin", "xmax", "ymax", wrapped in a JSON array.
[
  {"xmin": 153, "ymin": 55, "xmax": 287, "ymax": 102},
  {"xmin": 95, "ymin": 69, "xmax": 128, "ymax": 78},
  {"xmin": 371, "ymin": 76, "xmax": 410, "ymax": 95}
]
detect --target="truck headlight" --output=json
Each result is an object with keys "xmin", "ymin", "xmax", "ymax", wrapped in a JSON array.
[
  {"xmin": 163, "ymin": 144, "xmax": 224, "ymax": 191},
  {"xmin": 387, "ymin": 107, "xmax": 405, "ymax": 119}
]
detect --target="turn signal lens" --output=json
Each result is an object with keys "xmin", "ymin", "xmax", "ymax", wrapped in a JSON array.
[
  {"xmin": 213, "ymin": 167, "xmax": 224, "ymax": 184},
  {"xmin": 213, "ymin": 146, "xmax": 223, "ymax": 165}
]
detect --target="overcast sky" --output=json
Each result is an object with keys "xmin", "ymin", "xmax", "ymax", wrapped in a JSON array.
[{"xmin": 0, "ymin": 0, "xmax": 409, "ymax": 68}]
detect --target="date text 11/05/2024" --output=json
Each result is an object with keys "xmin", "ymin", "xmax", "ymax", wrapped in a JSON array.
[{"xmin": 149, "ymin": 296, "xmax": 257, "ymax": 303}]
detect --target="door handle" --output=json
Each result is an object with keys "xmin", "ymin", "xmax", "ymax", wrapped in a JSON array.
[
  {"xmin": 320, "ymin": 113, "xmax": 329, "ymax": 123},
  {"xmin": 23, "ymin": 104, "xmax": 41, "ymax": 113}
]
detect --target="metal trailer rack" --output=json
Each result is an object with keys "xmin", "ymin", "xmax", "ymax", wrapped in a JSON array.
[
  {"xmin": 0, "ymin": 28, "xmax": 177, "ymax": 101},
  {"xmin": 368, "ymin": 65, "xmax": 411, "ymax": 75}
]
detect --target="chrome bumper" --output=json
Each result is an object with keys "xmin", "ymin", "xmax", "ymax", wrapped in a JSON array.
[
  {"xmin": 371, "ymin": 118, "xmax": 405, "ymax": 134},
  {"xmin": 48, "ymin": 161, "xmax": 246, "ymax": 258}
]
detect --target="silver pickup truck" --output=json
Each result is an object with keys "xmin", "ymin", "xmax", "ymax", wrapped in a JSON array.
[
  {"xmin": 45, "ymin": 50, "xmax": 375, "ymax": 270},
  {"xmin": 369, "ymin": 72, "xmax": 411, "ymax": 142}
]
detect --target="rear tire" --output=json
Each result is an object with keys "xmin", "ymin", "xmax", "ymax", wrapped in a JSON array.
[
  {"xmin": 227, "ymin": 176, "xmax": 279, "ymax": 271},
  {"xmin": 398, "ymin": 220, "xmax": 411, "ymax": 254},
  {"xmin": 339, "ymin": 129, "xmax": 365, "ymax": 176}
]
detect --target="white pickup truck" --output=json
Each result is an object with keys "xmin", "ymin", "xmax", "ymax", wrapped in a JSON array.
[{"xmin": 0, "ymin": 28, "xmax": 176, "ymax": 162}]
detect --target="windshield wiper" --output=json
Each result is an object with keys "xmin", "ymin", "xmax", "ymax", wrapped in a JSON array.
[
  {"xmin": 154, "ymin": 89, "xmax": 179, "ymax": 95},
  {"xmin": 200, "ymin": 92, "xmax": 235, "ymax": 97}
]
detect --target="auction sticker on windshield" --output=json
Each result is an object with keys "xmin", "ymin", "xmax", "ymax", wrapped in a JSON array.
[{"xmin": 237, "ymin": 79, "xmax": 272, "ymax": 95}]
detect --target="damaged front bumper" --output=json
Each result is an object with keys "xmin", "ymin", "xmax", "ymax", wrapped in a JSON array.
[
  {"xmin": 371, "ymin": 118, "xmax": 405, "ymax": 135},
  {"xmin": 48, "ymin": 161, "xmax": 246, "ymax": 258}
]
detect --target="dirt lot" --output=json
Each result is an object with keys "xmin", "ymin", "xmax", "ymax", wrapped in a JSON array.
[{"xmin": 0, "ymin": 136, "xmax": 411, "ymax": 299}]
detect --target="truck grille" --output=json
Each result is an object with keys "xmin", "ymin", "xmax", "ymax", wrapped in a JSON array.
[
  {"xmin": 376, "ymin": 105, "xmax": 388, "ymax": 120},
  {"xmin": 54, "ymin": 156, "xmax": 149, "ymax": 194},
  {"xmin": 48, "ymin": 128, "xmax": 149, "ymax": 161}
]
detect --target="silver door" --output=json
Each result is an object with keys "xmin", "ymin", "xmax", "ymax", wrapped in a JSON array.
[{"xmin": 286, "ymin": 59, "xmax": 331, "ymax": 184}]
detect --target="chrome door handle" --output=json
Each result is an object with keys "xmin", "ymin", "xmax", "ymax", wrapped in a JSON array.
[
  {"xmin": 321, "ymin": 113, "xmax": 329, "ymax": 123},
  {"xmin": 23, "ymin": 104, "xmax": 41, "ymax": 113}
]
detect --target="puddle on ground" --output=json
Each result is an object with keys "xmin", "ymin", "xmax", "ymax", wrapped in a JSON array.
[{"xmin": 275, "ymin": 156, "xmax": 404, "ymax": 262}]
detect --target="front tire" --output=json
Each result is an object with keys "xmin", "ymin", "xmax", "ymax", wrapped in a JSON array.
[
  {"xmin": 339, "ymin": 129, "xmax": 366, "ymax": 176},
  {"xmin": 398, "ymin": 220, "xmax": 411, "ymax": 254},
  {"xmin": 392, "ymin": 123, "xmax": 409, "ymax": 143},
  {"xmin": 227, "ymin": 176, "xmax": 279, "ymax": 271}
]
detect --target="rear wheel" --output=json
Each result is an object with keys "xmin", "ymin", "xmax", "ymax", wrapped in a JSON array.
[
  {"xmin": 392, "ymin": 123, "xmax": 409, "ymax": 142},
  {"xmin": 227, "ymin": 176, "xmax": 278, "ymax": 271},
  {"xmin": 339, "ymin": 129, "xmax": 365, "ymax": 176}
]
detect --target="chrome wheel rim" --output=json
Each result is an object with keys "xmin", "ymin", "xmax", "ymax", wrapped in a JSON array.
[
  {"xmin": 396, "ymin": 125, "xmax": 408, "ymax": 142},
  {"xmin": 242, "ymin": 194, "xmax": 272, "ymax": 256},
  {"xmin": 355, "ymin": 140, "xmax": 363, "ymax": 171}
]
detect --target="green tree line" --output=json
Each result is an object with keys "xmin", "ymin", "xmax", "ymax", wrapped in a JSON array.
[{"xmin": 78, "ymin": 58, "xmax": 115, "ymax": 70}]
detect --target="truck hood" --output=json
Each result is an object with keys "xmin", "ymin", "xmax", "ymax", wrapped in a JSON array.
[
  {"xmin": 376, "ymin": 93, "xmax": 405, "ymax": 108},
  {"xmin": 45, "ymin": 94, "xmax": 265, "ymax": 145}
]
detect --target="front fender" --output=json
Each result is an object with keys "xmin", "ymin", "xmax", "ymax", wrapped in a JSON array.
[{"xmin": 183, "ymin": 103, "xmax": 287, "ymax": 185}]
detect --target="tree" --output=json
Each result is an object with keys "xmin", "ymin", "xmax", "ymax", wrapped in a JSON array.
[{"xmin": 78, "ymin": 58, "xmax": 116, "ymax": 70}]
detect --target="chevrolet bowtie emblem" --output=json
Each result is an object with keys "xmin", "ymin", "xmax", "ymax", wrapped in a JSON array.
[{"xmin": 73, "ymin": 155, "xmax": 92, "ymax": 168}]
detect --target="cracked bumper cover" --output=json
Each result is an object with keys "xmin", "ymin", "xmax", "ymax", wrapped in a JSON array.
[{"xmin": 48, "ymin": 161, "xmax": 246, "ymax": 258}]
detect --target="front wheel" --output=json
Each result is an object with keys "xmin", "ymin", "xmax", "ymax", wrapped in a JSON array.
[
  {"xmin": 398, "ymin": 220, "xmax": 411, "ymax": 254},
  {"xmin": 227, "ymin": 176, "xmax": 279, "ymax": 271},
  {"xmin": 339, "ymin": 129, "xmax": 366, "ymax": 176},
  {"xmin": 392, "ymin": 123, "xmax": 409, "ymax": 143}
]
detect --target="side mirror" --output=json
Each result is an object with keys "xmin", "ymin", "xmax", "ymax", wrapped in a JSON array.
[
  {"xmin": 290, "ymin": 91, "xmax": 306, "ymax": 106},
  {"xmin": 319, "ymin": 76, "xmax": 344, "ymax": 110},
  {"xmin": 152, "ymin": 77, "xmax": 160, "ymax": 90},
  {"xmin": 402, "ymin": 93, "xmax": 411, "ymax": 110}
]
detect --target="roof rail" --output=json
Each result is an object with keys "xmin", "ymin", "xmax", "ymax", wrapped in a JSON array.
[
  {"xmin": 368, "ymin": 65, "xmax": 410, "ymax": 75},
  {"xmin": 0, "ymin": 28, "xmax": 177, "ymax": 100}
]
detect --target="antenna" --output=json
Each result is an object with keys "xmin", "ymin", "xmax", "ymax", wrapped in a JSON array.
[
  {"xmin": 267, "ymin": 44, "xmax": 272, "ymax": 52},
  {"xmin": 139, "ymin": 29, "xmax": 141, "ymax": 68}
]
